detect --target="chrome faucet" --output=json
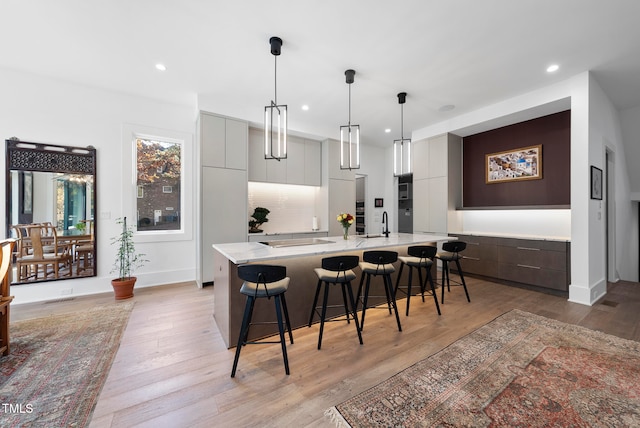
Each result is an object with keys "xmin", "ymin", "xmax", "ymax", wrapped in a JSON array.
[{"xmin": 382, "ymin": 211, "xmax": 389, "ymax": 237}]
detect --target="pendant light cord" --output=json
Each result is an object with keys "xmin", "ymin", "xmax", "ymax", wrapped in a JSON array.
[
  {"xmin": 348, "ymin": 82, "xmax": 352, "ymax": 126},
  {"xmin": 274, "ymin": 55, "xmax": 278, "ymax": 105}
]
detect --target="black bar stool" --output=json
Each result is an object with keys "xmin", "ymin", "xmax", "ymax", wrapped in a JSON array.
[
  {"xmin": 308, "ymin": 255, "xmax": 363, "ymax": 349},
  {"xmin": 435, "ymin": 241, "xmax": 470, "ymax": 304},
  {"xmin": 355, "ymin": 250, "xmax": 402, "ymax": 332},
  {"xmin": 395, "ymin": 245, "xmax": 441, "ymax": 316},
  {"xmin": 231, "ymin": 264, "xmax": 293, "ymax": 377}
]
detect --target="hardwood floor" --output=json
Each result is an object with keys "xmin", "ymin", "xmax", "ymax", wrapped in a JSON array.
[{"xmin": 11, "ymin": 277, "xmax": 640, "ymax": 427}]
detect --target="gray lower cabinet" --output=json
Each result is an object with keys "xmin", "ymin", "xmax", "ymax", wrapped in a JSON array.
[{"xmin": 450, "ymin": 234, "xmax": 570, "ymax": 292}]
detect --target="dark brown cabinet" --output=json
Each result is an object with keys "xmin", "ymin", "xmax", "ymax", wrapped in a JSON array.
[{"xmin": 450, "ymin": 234, "xmax": 570, "ymax": 292}]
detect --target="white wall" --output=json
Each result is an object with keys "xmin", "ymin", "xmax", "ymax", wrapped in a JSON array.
[
  {"xmin": 587, "ymin": 75, "xmax": 635, "ymax": 284},
  {"xmin": 0, "ymin": 69, "xmax": 197, "ymax": 304}
]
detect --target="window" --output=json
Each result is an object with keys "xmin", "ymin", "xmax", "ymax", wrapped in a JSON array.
[
  {"xmin": 136, "ymin": 138, "xmax": 181, "ymax": 231},
  {"xmin": 122, "ymin": 123, "xmax": 193, "ymax": 243}
]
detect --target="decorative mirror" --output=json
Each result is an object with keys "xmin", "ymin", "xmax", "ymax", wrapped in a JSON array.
[{"xmin": 5, "ymin": 139, "xmax": 97, "ymax": 284}]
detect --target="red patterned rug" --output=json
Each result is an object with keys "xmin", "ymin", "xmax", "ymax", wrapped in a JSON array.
[
  {"xmin": 0, "ymin": 302, "xmax": 134, "ymax": 427},
  {"xmin": 326, "ymin": 309, "xmax": 640, "ymax": 427}
]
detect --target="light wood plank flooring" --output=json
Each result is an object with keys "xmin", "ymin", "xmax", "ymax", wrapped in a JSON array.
[{"xmin": 11, "ymin": 277, "xmax": 640, "ymax": 427}]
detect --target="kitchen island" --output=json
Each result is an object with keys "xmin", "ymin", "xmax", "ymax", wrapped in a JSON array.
[{"xmin": 212, "ymin": 233, "xmax": 452, "ymax": 348}]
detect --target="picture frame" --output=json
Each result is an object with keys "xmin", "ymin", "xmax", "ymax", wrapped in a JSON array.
[
  {"xmin": 485, "ymin": 144, "xmax": 542, "ymax": 184},
  {"xmin": 374, "ymin": 198, "xmax": 384, "ymax": 208},
  {"xmin": 591, "ymin": 165, "xmax": 603, "ymax": 200}
]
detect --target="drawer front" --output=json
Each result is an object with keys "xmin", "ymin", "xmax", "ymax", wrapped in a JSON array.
[
  {"xmin": 463, "ymin": 242, "xmax": 498, "ymax": 261},
  {"xmin": 498, "ymin": 264, "xmax": 568, "ymax": 291},
  {"xmin": 497, "ymin": 237, "xmax": 568, "ymax": 252},
  {"xmin": 498, "ymin": 246, "xmax": 566, "ymax": 272},
  {"xmin": 457, "ymin": 257, "xmax": 498, "ymax": 277},
  {"xmin": 451, "ymin": 234, "xmax": 497, "ymax": 247}
]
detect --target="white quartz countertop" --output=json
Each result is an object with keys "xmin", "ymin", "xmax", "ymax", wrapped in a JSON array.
[
  {"xmin": 450, "ymin": 231, "xmax": 570, "ymax": 241},
  {"xmin": 213, "ymin": 233, "xmax": 452, "ymax": 264}
]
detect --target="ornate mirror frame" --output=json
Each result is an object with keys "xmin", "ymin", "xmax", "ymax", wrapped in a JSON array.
[{"xmin": 5, "ymin": 139, "xmax": 97, "ymax": 284}]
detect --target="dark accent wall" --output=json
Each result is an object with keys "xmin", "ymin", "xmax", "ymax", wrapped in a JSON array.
[{"xmin": 463, "ymin": 110, "xmax": 570, "ymax": 208}]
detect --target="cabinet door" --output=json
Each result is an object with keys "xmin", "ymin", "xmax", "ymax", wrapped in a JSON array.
[
  {"xmin": 412, "ymin": 139, "xmax": 429, "ymax": 180},
  {"xmin": 327, "ymin": 138, "xmax": 355, "ymax": 181},
  {"xmin": 247, "ymin": 128, "xmax": 267, "ymax": 182},
  {"xmin": 413, "ymin": 178, "xmax": 429, "ymax": 232},
  {"xmin": 304, "ymin": 139, "xmax": 322, "ymax": 185},
  {"xmin": 328, "ymin": 178, "xmax": 356, "ymax": 236},
  {"xmin": 202, "ymin": 167, "xmax": 247, "ymax": 283},
  {"xmin": 225, "ymin": 118, "xmax": 247, "ymax": 170},
  {"xmin": 266, "ymin": 154, "xmax": 287, "ymax": 183},
  {"xmin": 201, "ymin": 113, "xmax": 225, "ymax": 168},
  {"xmin": 428, "ymin": 134, "xmax": 447, "ymax": 178},
  {"xmin": 428, "ymin": 176, "xmax": 447, "ymax": 234},
  {"xmin": 286, "ymin": 136, "xmax": 305, "ymax": 185}
]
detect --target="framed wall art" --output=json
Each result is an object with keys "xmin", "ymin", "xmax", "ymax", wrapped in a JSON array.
[
  {"xmin": 485, "ymin": 144, "xmax": 542, "ymax": 184},
  {"xmin": 591, "ymin": 165, "xmax": 603, "ymax": 200}
]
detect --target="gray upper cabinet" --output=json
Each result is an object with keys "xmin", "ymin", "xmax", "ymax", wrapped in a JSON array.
[
  {"xmin": 248, "ymin": 127, "xmax": 321, "ymax": 186},
  {"xmin": 201, "ymin": 112, "xmax": 247, "ymax": 170},
  {"xmin": 412, "ymin": 133, "xmax": 462, "ymax": 234}
]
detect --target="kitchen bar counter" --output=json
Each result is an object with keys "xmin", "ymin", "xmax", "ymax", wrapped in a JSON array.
[{"xmin": 213, "ymin": 233, "xmax": 452, "ymax": 348}]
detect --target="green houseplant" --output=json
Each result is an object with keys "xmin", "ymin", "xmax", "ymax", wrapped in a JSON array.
[
  {"xmin": 248, "ymin": 207, "xmax": 270, "ymax": 233},
  {"xmin": 110, "ymin": 217, "xmax": 147, "ymax": 300}
]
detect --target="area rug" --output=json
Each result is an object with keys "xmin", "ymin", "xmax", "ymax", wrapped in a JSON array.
[
  {"xmin": 0, "ymin": 302, "xmax": 134, "ymax": 427},
  {"xmin": 326, "ymin": 309, "xmax": 640, "ymax": 427}
]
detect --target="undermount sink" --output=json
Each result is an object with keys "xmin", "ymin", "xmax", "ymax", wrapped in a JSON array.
[
  {"xmin": 358, "ymin": 234, "xmax": 387, "ymax": 238},
  {"xmin": 260, "ymin": 238, "xmax": 335, "ymax": 248}
]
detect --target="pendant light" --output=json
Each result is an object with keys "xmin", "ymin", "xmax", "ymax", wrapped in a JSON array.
[
  {"xmin": 264, "ymin": 36, "xmax": 287, "ymax": 160},
  {"xmin": 340, "ymin": 69, "xmax": 360, "ymax": 170},
  {"xmin": 393, "ymin": 92, "xmax": 412, "ymax": 176}
]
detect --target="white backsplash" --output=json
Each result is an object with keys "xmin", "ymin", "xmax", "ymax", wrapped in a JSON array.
[{"xmin": 248, "ymin": 182, "xmax": 324, "ymax": 234}]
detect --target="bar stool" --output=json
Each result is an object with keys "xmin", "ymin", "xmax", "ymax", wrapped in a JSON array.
[
  {"xmin": 395, "ymin": 245, "xmax": 441, "ymax": 316},
  {"xmin": 356, "ymin": 250, "xmax": 402, "ymax": 332},
  {"xmin": 308, "ymin": 255, "xmax": 363, "ymax": 349},
  {"xmin": 435, "ymin": 241, "xmax": 470, "ymax": 304},
  {"xmin": 231, "ymin": 264, "xmax": 293, "ymax": 377}
]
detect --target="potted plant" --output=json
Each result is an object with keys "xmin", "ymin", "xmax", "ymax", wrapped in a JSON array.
[
  {"xmin": 110, "ymin": 217, "xmax": 147, "ymax": 300},
  {"xmin": 248, "ymin": 207, "xmax": 270, "ymax": 233}
]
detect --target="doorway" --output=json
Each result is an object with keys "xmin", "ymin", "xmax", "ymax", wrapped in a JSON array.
[{"xmin": 606, "ymin": 147, "xmax": 616, "ymax": 282}]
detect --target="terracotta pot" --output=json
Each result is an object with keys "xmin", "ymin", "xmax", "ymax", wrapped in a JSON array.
[{"xmin": 111, "ymin": 277, "xmax": 136, "ymax": 300}]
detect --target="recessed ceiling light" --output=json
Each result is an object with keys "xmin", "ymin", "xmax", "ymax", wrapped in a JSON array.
[
  {"xmin": 439, "ymin": 104, "xmax": 455, "ymax": 112},
  {"xmin": 302, "ymin": 105, "xmax": 309, "ymax": 111},
  {"xmin": 385, "ymin": 128, "xmax": 391, "ymax": 133},
  {"xmin": 155, "ymin": 63, "xmax": 167, "ymax": 71},
  {"xmin": 546, "ymin": 64, "xmax": 559, "ymax": 73}
]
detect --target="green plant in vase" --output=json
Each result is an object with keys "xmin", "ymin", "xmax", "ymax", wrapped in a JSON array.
[
  {"xmin": 249, "ymin": 207, "xmax": 270, "ymax": 233},
  {"xmin": 110, "ymin": 217, "xmax": 147, "ymax": 299}
]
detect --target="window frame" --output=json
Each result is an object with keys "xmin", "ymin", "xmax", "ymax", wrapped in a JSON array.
[{"xmin": 122, "ymin": 124, "xmax": 193, "ymax": 243}]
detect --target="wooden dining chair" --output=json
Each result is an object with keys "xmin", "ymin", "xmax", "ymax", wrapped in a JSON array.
[
  {"xmin": 15, "ymin": 225, "xmax": 72, "ymax": 282},
  {"xmin": 1, "ymin": 239, "xmax": 16, "ymax": 356}
]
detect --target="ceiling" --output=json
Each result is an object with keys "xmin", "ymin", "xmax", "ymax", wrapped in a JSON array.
[{"xmin": 3, "ymin": 1, "xmax": 640, "ymax": 146}]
